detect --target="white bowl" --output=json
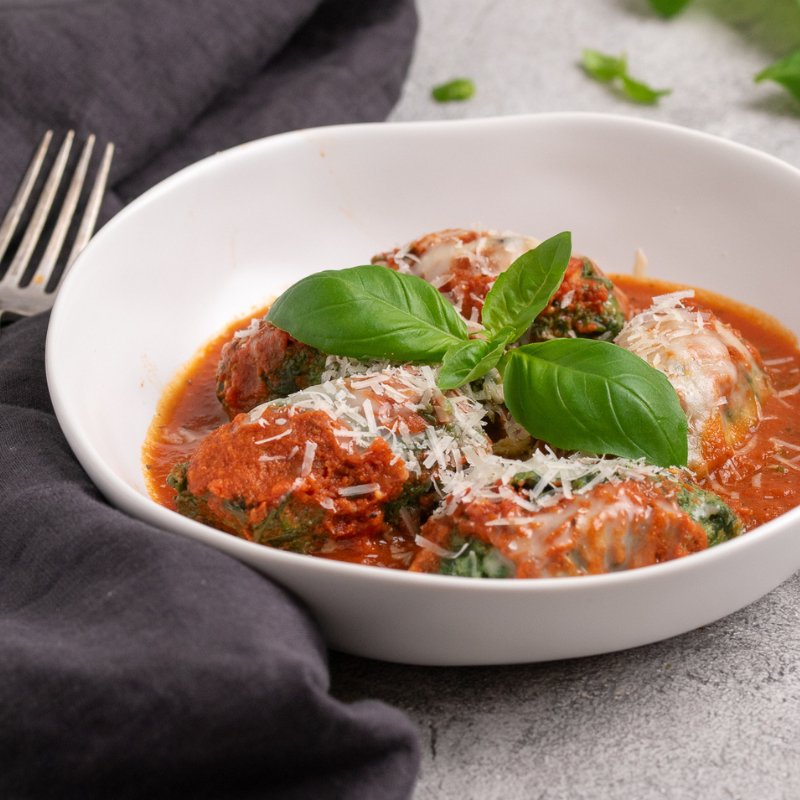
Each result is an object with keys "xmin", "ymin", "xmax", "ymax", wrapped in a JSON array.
[{"xmin": 46, "ymin": 113, "xmax": 800, "ymax": 666}]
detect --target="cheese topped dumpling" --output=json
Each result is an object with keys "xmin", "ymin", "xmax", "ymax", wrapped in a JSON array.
[
  {"xmin": 216, "ymin": 319, "xmax": 326, "ymax": 418},
  {"xmin": 523, "ymin": 255, "xmax": 630, "ymax": 342},
  {"xmin": 169, "ymin": 365, "xmax": 491, "ymax": 563},
  {"xmin": 148, "ymin": 226, "xmax": 800, "ymax": 578},
  {"xmin": 216, "ymin": 230, "xmax": 632, "ymax": 419},
  {"xmin": 615, "ymin": 291, "xmax": 771, "ymax": 477},
  {"xmin": 373, "ymin": 228, "xmax": 630, "ymax": 340},
  {"xmin": 410, "ymin": 452, "xmax": 741, "ymax": 578},
  {"xmin": 372, "ymin": 228, "xmax": 540, "ymax": 324}
]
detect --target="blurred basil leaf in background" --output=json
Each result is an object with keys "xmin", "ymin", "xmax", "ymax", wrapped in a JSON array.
[
  {"xmin": 431, "ymin": 78, "xmax": 475, "ymax": 102},
  {"xmin": 756, "ymin": 50, "xmax": 800, "ymax": 102},
  {"xmin": 646, "ymin": 0, "xmax": 800, "ymax": 105},
  {"xmin": 648, "ymin": 0, "xmax": 693, "ymax": 17},
  {"xmin": 581, "ymin": 49, "xmax": 671, "ymax": 105},
  {"xmin": 581, "ymin": 50, "xmax": 627, "ymax": 82}
]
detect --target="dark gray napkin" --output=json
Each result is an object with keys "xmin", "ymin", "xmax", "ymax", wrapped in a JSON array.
[
  {"xmin": 0, "ymin": 0, "xmax": 416, "ymax": 214},
  {"xmin": 0, "ymin": 2, "xmax": 420, "ymax": 797}
]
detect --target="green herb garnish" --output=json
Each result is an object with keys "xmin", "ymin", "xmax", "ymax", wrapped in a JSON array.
[
  {"xmin": 755, "ymin": 50, "xmax": 800, "ymax": 103},
  {"xmin": 266, "ymin": 233, "xmax": 689, "ymax": 467},
  {"xmin": 267, "ymin": 265, "xmax": 468, "ymax": 361},
  {"xmin": 503, "ymin": 340, "xmax": 688, "ymax": 467},
  {"xmin": 439, "ymin": 231, "xmax": 572, "ymax": 389},
  {"xmin": 648, "ymin": 0, "xmax": 692, "ymax": 17},
  {"xmin": 437, "ymin": 332, "xmax": 511, "ymax": 391},
  {"xmin": 581, "ymin": 49, "xmax": 671, "ymax": 105},
  {"xmin": 431, "ymin": 78, "xmax": 475, "ymax": 103},
  {"xmin": 436, "ymin": 231, "xmax": 575, "ymax": 390},
  {"xmin": 481, "ymin": 232, "xmax": 572, "ymax": 341}
]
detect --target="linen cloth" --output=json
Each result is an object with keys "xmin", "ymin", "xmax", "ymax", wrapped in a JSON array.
[{"xmin": 0, "ymin": 2, "xmax": 420, "ymax": 797}]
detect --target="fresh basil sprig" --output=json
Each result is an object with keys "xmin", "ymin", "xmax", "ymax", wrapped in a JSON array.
[
  {"xmin": 437, "ymin": 231, "xmax": 572, "ymax": 390},
  {"xmin": 266, "ymin": 232, "xmax": 689, "ymax": 467},
  {"xmin": 266, "ymin": 265, "xmax": 468, "ymax": 361},
  {"xmin": 581, "ymin": 49, "xmax": 671, "ymax": 105},
  {"xmin": 504, "ymin": 340, "xmax": 688, "ymax": 468}
]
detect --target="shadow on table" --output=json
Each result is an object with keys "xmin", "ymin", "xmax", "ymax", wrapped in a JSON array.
[
  {"xmin": 619, "ymin": 0, "xmax": 800, "ymax": 59},
  {"xmin": 329, "ymin": 575, "xmax": 799, "ymax": 796},
  {"xmin": 328, "ymin": 578, "xmax": 792, "ymax": 711},
  {"xmin": 618, "ymin": 0, "xmax": 800, "ymax": 119}
]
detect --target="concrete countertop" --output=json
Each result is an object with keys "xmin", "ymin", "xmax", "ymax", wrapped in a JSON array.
[{"xmin": 329, "ymin": 2, "xmax": 800, "ymax": 798}]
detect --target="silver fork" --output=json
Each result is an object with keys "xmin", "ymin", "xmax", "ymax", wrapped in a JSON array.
[{"xmin": 0, "ymin": 130, "xmax": 114, "ymax": 323}]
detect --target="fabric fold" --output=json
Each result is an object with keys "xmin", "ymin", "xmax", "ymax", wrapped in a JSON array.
[
  {"xmin": 0, "ymin": 0, "xmax": 418, "ymax": 215},
  {"xmin": 0, "ymin": 1, "xmax": 420, "ymax": 796}
]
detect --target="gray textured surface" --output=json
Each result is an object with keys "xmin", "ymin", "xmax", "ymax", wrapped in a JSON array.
[
  {"xmin": 390, "ymin": 0, "xmax": 800, "ymax": 169},
  {"xmin": 329, "ymin": 1, "xmax": 800, "ymax": 798}
]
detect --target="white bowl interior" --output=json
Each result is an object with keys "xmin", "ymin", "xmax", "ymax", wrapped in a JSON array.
[{"xmin": 46, "ymin": 114, "xmax": 800, "ymax": 665}]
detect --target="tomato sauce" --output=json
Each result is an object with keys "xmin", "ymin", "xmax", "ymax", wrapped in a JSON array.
[
  {"xmin": 143, "ymin": 315, "xmax": 250, "ymax": 510},
  {"xmin": 143, "ymin": 313, "xmax": 422, "ymax": 568},
  {"xmin": 144, "ymin": 275, "xmax": 800, "ymax": 566}
]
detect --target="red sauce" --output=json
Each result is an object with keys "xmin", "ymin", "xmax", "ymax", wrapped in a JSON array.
[
  {"xmin": 143, "ymin": 323, "xmax": 235, "ymax": 508},
  {"xmin": 143, "ymin": 314, "xmax": 420, "ymax": 568},
  {"xmin": 144, "ymin": 275, "xmax": 800, "ymax": 566}
]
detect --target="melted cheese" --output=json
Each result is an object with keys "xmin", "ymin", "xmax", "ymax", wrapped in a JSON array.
[
  {"xmin": 390, "ymin": 231, "xmax": 541, "ymax": 284},
  {"xmin": 615, "ymin": 291, "xmax": 769, "ymax": 475}
]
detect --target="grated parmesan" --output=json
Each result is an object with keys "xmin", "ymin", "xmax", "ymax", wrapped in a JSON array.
[
  {"xmin": 338, "ymin": 483, "xmax": 381, "ymax": 497},
  {"xmin": 300, "ymin": 441, "xmax": 317, "ymax": 477},
  {"xmin": 254, "ymin": 428, "xmax": 293, "ymax": 444},
  {"xmin": 775, "ymin": 383, "xmax": 800, "ymax": 398}
]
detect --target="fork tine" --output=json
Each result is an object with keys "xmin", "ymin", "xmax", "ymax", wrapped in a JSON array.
[
  {"xmin": 33, "ymin": 135, "xmax": 96, "ymax": 288},
  {"xmin": 65, "ymin": 141, "xmax": 114, "ymax": 271},
  {"xmin": 0, "ymin": 130, "xmax": 53, "ymax": 264},
  {"xmin": 3, "ymin": 130, "xmax": 74, "ymax": 287}
]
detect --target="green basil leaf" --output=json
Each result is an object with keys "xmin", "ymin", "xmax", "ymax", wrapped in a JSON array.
[
  {"xmin": 503, "ymin": 339, "xmax": 688, "ymax": 467},
  {"xmin": 431, "ymin": 78, "xmax": 476, "ymax": 102},
  {"xmin": 648, "ymin": 0, "xmax": 692, "ymax": 17},
  {"xmin": 481, "ymin": 231, "xmax": 572, "ymax": 342},
  {"xmin": 755, "ymin": 50, "xmax": 800, "ymax": 103},
  {"xmin": 581, "ymin": 50, "xmax": 626, "ymax": 82},
  {"xmin": 267, "ymin": 265, "xmax": 469, "ymax": 361},
  {"xmin": 582, "ymin": 49, "xmax": 671, "ymax": 106},
  {"xmin": 437, "ymin": 328, "xmax": 515, "ymax": 391},
  {"xmin": 620, "ymin": 74, "xmax": 671, "ymax": 105}
]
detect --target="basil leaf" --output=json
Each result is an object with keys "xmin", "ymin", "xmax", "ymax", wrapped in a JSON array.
[
  {"xmin": 755, "ymin": 50, "xmax": 800, "ymax": 103},
  {"xmin": 481, "ymin": 231, "xmax": 572, "ymax": 341},
  {"xmin": 581, "ymin": 50, "xmax": 626, "ymax": 82},
  {"xmin": 648, "ymin": 0, "xmax": 692, "ymax": 17},
  {"xmin": 620, "ymin": 74, "xmax": 671, "ymax": 105},
  {"xmin": 503, "ymin": 339, "xmax": 688, "ymax": 467},
  {"xmin": 431, "ymin": 78, "xmax": 476, "ymax": 102},
  {"xmin": 581, "ymin": 49, "xmax": 671, "ymax": 106},
  {"xmin": 267, "ymin": 266, "xmax": 469, "ymax": 361},
  {"xmin": 437, "ymin": 328, "xmax": 514, "ymax": 391}
]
